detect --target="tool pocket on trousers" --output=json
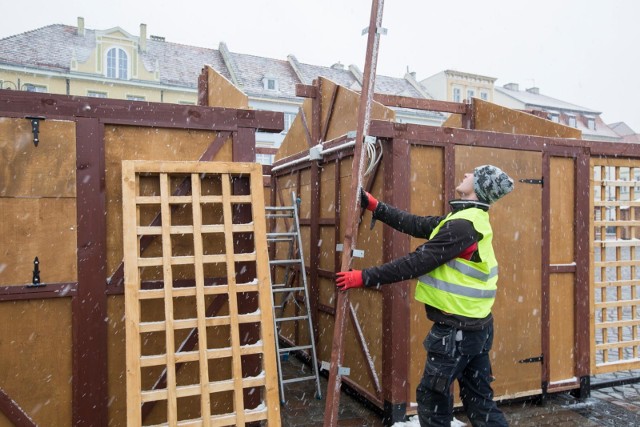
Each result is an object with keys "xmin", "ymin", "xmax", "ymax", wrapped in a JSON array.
[
  {"xmin": 423, "ymin": 323, "xmax": 456, "ymax": 355},
  {"xmin": 423, "ymin": 357, "xmax": 454, "ymax": 394}
]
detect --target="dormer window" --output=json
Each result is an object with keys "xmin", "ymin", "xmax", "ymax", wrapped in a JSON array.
[
  {"xmin": 547, "ymin": 110, "xmax": 560, "ymax": 123},
  {"xmin": 106, "ymin": 47, "xmax": 128, "ymax": 80},
  {"xmin": 585, "ymin": 115, "xmax": 596, "ymax": 130},
  {"xmin": 567, "ymin": 114, "xmax": 577, "ymax": 128},
  {"xmin": 263, "ymin": 76, "xmax": 278, "ymax": 91}
]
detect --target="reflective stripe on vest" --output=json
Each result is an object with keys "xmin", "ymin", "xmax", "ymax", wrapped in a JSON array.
[{"xmin": 414, "ymin": 207, "xmax": 498, "ymax": 318}]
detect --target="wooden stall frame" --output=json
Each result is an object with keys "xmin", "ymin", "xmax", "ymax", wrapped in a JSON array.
[
  {"xmin": 271, "ymin": 89, "xmax": 640, "ymax": 422},
  {"xmin": 0, "ymin": 89, "xmax": 283, "ymax": 426}
]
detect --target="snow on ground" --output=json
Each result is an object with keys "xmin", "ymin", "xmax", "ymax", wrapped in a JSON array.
[{"xmin": 391, "ymin": 416, "xmax": 466, "ymax": 427}]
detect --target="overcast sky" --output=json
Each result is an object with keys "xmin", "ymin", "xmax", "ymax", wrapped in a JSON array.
[{"xmin": 1, "ymin": 0, "xmax": 638, "ymax": 131}]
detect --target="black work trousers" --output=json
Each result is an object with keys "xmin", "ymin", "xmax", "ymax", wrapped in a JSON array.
[{"xmin": 416, "ymin": 321, "xmax": 508, "ymax": 427}]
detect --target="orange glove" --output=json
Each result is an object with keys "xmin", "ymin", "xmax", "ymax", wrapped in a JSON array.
[
  {"xmin": 336, "ymin": 270, "xmax": 364, "ymax": 291},
  {"xmin": 360, "ymin": 188, "xmax": 378, "ymax": 212}
]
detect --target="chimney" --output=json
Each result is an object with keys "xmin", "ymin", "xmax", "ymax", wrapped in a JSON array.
[
  {"xmin": 331, "ymin": 62, "xmax": 344, "ymax": 70},
  {"xmin": 139, "ymin": 23, "xmax": 147, "ymax": 52},
  {"xmin": 77, "ymin": 17, "xmax": 85, "ymax": 36},
  {"xmin": 526, "ymin": 87, "xmax": 540, "ymax": 95},
  {"xmin": 503, "ymin": 83, "xmax": 519, "ymax": 91}
]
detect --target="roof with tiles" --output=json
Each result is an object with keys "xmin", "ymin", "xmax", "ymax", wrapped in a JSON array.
[
  {"xmin": 495, "ymin": 85, "xmax": 600, "ymax": 114},
  {"xmin": 0, "ymin": 22, "xmax": 436, "ymax": 103}
]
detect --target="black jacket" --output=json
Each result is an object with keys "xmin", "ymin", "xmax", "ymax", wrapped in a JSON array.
[{"xmin": 361, "ymin": 199, "xmax": 493, "ymax": 330}]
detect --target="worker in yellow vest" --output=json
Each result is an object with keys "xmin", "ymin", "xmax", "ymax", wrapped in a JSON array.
[{"xmin": 336, "ymin": 165, "xmax": 514, "ymax": 427}]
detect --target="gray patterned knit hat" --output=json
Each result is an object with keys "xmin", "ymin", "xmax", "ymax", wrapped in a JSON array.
[{"xmin": 473, "ymin": 165, "xmax": 514, "ymax": 204}]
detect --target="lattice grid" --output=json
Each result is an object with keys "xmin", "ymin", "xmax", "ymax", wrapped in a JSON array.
[
  {"xmin": 122, "ymin": 160, "xmax": 280, "ymax": 426},
  {"xmin": 592, "ymin": 160, "xmax": 640, "ymax": 373}
]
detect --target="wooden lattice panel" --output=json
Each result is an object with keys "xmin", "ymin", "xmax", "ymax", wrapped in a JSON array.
[
  {"xmin": 122, "ymin": 160, "xmax": 280, "ymax": 426},
  {"xmin": 592, "ymin": 159, "xmax": 640, "ymax": 373}
]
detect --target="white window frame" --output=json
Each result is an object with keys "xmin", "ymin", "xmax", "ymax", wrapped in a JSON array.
[
  {"xmin": 480, "ymin": 91, "xmax": 488, "ymax": 101},
  {"xmin": 567, "ymin": 115, "xmax": 577, "ymax": 128},
  {"xmin": 452, "ymin": 87, "xmax": 461, "ymax": 103},
  {"xmin": 283, "ymin": 113, "xmax": 296, "ymax": 133},
  {"xmin": 263, "ymin": 76, "xmax": 278, "ymax": 91},
  {"xmin": 23, "ymin": 83, "xmax": 47, "ymax": 93},
  {"xmin": 87, "ymin": 90, "xmax": 108, "ymax": 98},
  {"xmin": 126, "ymin": 95, "xmax": 146, "ymax": 101},
  {"xmin": 106, "ymin": 47, "xmax": 129, "ymax": 80},
  {"xmin": 466, "ymin": 89, "xmax": 475, "ymax": 100}
]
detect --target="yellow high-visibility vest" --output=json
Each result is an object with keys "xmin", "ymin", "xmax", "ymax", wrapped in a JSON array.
[{"xmin": 414, "ymin": 208, "xmax": 498, "ymax": 318}]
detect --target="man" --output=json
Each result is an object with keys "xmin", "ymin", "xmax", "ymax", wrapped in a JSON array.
[{"xmin": 336, "ymin": 165, "xmax": 514, "ymax": 427}]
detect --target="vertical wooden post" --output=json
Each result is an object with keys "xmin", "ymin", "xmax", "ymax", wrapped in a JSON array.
[
  {"xmin": 323, "ymin": 1, "xmax": 385, "ymax": 425},
  {"xmin": 309, "ymin": 78, "xmax": 322, "ymax": 344},
  {"xmin": 381, "ymin": 138, "xmax": 411, "ymax": 424},
  {"xmin": 74, "ymin": 117, "xmax": 109, "ymax": 426}
]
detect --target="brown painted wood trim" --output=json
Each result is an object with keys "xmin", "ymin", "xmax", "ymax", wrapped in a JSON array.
[
  {"xmin": 0, "ymin": 282, "xmax": 78, "ymax": 301},
  {"xmin": 549, "ymin": 264, "xmax": 577, "ymax": 274},
  {"xmin": 373, "ymin": 94, "xmax": 467, "ymax": 114},
  {"xmin": 575, "ymin": 148, "xmax": 591, "ymax": 377},
  {"xmin": 295, "ymin": 83, "xmax": 317, "ymax": 98},
  {"xmin": 381, "ymin": 137, "xmax": 411, "ymax": 406},
  {"xmin": 0, "ymin": 387, "xmax": 37, "ymax": 427},
  {"xmin": 197, "ymin": 67, "xmax": 208, "ymax": 106},
  {"xmin": 256, "ymin": 147, "xmax": 279, "ymax": 155},
  {"xmin": 299, "ymin": 218, "xmax": 336, "ymax": 226},
  {"xmin": 444, "ymin": 143, "xmax": 456, "ymax": 203},
  {"xmin": 369, "ymin": 120, "xmax": 640, "ymax": 159},
  {"xmin": 309, "ymin": 81, "xmax": 322, "ymax": 344},
  {"xmin": 0, "ymin": 91, "xmax": 283, "ymax": 132},
  {"xmin": 73, "ymin": 117, "xmax": 109, "ymax": 425},
  {"xmin": 541, "ymin": 151, "xmax": 552, "ymax": 387}
]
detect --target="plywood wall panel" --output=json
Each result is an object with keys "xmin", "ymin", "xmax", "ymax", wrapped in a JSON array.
[
  {"xmin": 0, "ymin": 119, "xmax": 76, "ymax": 198},
  {"xmin": 0, "ymin": 298, "xmax": 72, "ymax": 426},
  {"xmin": 0, "ymin": 198, "xmax": 77, "ymax": 285}
]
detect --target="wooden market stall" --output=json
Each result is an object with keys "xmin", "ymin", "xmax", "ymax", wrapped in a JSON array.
[
  {"xmin": 269, "ymin": 76, "xmax": 640, "ymax": 423},
  {"xmin": 0, "ymin": 88, "xmax": 282, "ymax": 426}
]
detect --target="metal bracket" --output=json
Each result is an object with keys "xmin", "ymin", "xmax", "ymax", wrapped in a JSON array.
[
  {"xmin": 519, "ymin": 177, "xmax": 544, "ymax": 187},
  {"xmin": 518, "ymin": 355, "xmax": 543, "ymax": 364},
  {"xmin": 361, "ymin": 26, "xmax": 388, "ymax": 36},
  {"xmin": 320, "ymin": 361, "xmax": 350, "ymax": 376},
  {"xmin": 27, "ymin": 256, "xmax": 45, "ymax": 288},
  {"xmin": 335, "ymin": 244, "xmax": 365, "ymax": 258},
  {"xmin": 26, "ymin": 116, "xmax": 45, "ymax": 147}
]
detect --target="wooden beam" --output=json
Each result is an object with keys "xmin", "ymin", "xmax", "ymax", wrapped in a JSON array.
[
  {"xmin": 373, "ymin": 93, "xmax": 467, "ymax": 114},
  {"xmin": 0, "ymin": 91, "xmax": 283, "ymax": 133},
  {"xmin": 73, "ymin": 117, "xmax": 108, "ymax": 425},
  {"xmin": 295, "ymin": 83, "xmax": 317, "ymax": 98},
  {"xmin": 0, "ymin": 387, "xmax": 37, "ymax": 427}
]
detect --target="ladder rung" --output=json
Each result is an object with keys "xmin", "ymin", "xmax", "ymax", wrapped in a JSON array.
[
  {"xmin": 275, "ymin": 315, "xmax": 308, "ymax": 323},
  {"xmin": 266, "ymin": 206, "xmax": 295, "ymax": 212},
  {"xmin": 269, "ymin": 259, "xmax": 303, "ymax": 266},
  {"xmin": 282, "ymin": 376, "xmax": 317, "ymax": 384},
  {"xmin": 272, "ymin": 286, "xmax": 305, "ymax": 293},
  {"xmin": 267, "ymin": 232, "xmax": 297, "ymax": 237},
  {"xmin": 279, "ymin": 345, "xmax": 312, "ymax": 353},
  {"xmin": 267, "ymin": 238, "xmax": 295, "ymax": 243}
]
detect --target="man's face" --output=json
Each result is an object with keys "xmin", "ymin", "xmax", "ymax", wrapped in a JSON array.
[{"xmin": 456, "ymin": 172, "xmax": 476, "ymax": 199}]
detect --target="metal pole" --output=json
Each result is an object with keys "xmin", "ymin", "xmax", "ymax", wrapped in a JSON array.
[{"xmin": 323, "ymin": 1, "xmax": 385, "ymax": 425}]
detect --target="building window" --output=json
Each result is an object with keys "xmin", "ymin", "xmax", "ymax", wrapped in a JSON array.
[
  {"xmin": 127, "ymin": 95, "xmax": 145, "ymax": 101},
  {"xmin": 283, "ymin": 113, "xmax": 296, "ymax": 133},
  {"xmin": 88, "ymin": 90, "xmax": 107, "ymax": 98},
  {"xmin": 567, "ymin": 115, "xmax": 577, "ymax": 128},
  {"xmin": 178, "ymin": 101, "xmax": 196, "ymax": 105},
  {"xmin": 549, "ymin": 113, "xmax": 559, "ymax": 123},
  {"xmin": 256, "ymin": 153, "xmax": 274, "ymax": 165},
  {"xmin": 23, "ymin": 84, "xmax": 47, "ymax": 93},
  {"xmin": 263, "ymin": 77, "xmax": 278, "ymax": 91},
  {"xmin": 466, "ymin": 89, "xmax": 475, "ymax": 100},
  {"xmin": 586, "ymin": 116, "xmax": 596, "ymax": 130},
  {"xmin": 453, "ymin": 87, "xmax": 461, "ymax": 103},
  {"xmin": 106, "ymin": 47, "xmax": 128, "ymax": 79},
  {"xmin": 480, "ymin": 91, "xmax": 488, "ymax": 101}
]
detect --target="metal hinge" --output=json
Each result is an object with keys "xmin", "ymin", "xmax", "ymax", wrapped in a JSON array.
[
  {"xmin": 518, "ymin": 355, "xmax": 543, "ymax": 364},
  {"xmin": 26, "ymin": 116, "xmax": 46, "ymax": 147},
  {"xmin": 519, "ymin": 177, "xmax": 544, "ymax": 187}
]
